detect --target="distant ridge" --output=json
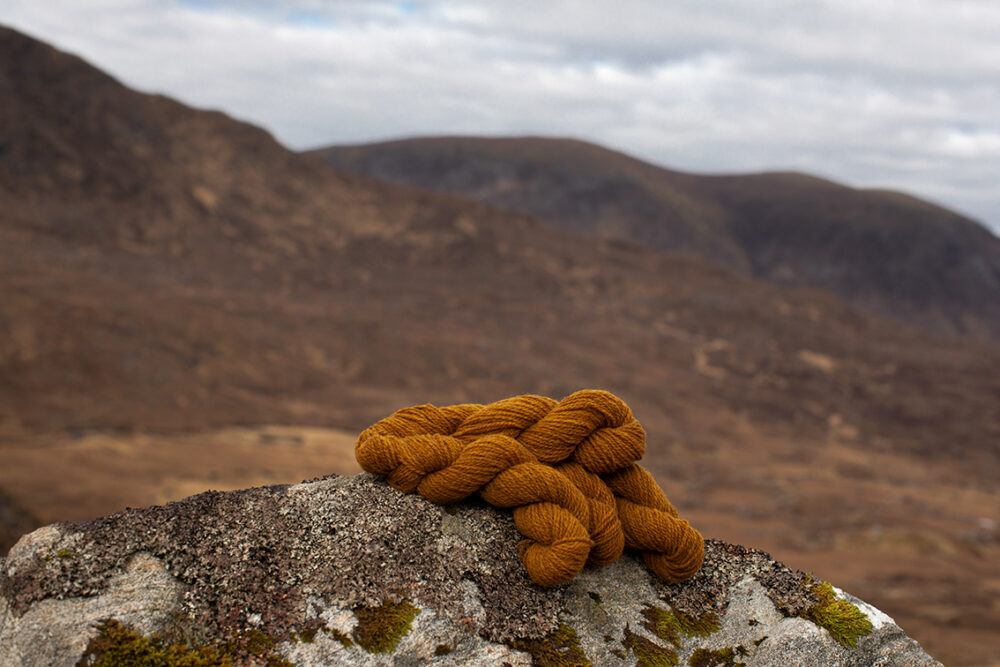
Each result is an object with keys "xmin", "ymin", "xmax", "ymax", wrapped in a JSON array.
[{"xmin": 310, "ymin": 136, "xmax": 1000, "ymax": 341}]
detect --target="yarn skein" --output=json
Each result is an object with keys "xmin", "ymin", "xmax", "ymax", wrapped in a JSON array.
[{"xmin": 355, "ymin": 389, "xmax": 704, "ymax": 586}]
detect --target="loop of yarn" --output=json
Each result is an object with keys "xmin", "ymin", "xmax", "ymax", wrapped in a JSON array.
[{"xmin": 355, "ymin": 389, "xmax": 704, "ymax": 586}]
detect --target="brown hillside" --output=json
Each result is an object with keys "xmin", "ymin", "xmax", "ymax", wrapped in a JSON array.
[
  {"xmin": 0, "ymin": 487, "xmax": 38, "ymax": 554},
  {"xmin": 311, "ymin": 136, "xmax": 1000, "ymax": 341},
  {"xmin": 1, "ymin": 26, "xmax": 999, "ymax": 665}
]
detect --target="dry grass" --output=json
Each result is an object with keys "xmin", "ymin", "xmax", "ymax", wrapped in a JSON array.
[{"xmin": 0, "ymin": 427, "xmax": 360, "ymax": 524}]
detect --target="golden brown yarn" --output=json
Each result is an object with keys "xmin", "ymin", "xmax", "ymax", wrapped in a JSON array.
[{"xmin": 354, "ymin": 389, "xmax": 704, "ymax": 587}]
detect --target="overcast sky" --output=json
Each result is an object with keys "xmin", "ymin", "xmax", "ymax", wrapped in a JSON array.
[{"xmin": 5, "ymin": 0, "xmax": 999, "ymax": 233}]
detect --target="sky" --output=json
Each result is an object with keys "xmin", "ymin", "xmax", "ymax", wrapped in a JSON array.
[{"xmin": 5, "ymin": 0, "xmax": 1000, "ymax": 234}]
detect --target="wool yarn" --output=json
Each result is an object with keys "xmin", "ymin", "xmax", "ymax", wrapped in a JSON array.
[{"xmin": 354, "ymin": 389, "xmax": 704, "ymax": 586}]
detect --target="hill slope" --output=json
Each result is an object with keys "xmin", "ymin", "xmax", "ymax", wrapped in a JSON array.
[
  {"xmin": 0, "ymin": 488, "xmax": 38, "ymax": 554},
  {"xmin": 4, "ymin": 24, "xmax": 995, "ymax": 457},
  {"xmin": 311, "ymin": 136, "xmax": 1000, "ymax": 340}
]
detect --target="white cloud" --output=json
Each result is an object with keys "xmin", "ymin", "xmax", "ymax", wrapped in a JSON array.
[{"xmin": 3, "ymin": 0, "xmax": 999, "ymax": 232}]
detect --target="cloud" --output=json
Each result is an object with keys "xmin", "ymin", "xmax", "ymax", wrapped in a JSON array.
[{"xmin": 4, "ymin": 0, "xmax": 999, "ymax": 232}]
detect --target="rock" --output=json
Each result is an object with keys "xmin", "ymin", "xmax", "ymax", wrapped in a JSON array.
[{"xmin": 0, "ymin": 473, "xmax": 941, "ymax": 666}]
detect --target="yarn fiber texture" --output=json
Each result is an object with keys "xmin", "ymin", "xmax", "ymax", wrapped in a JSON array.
[{"xmin": 354, "ymin": 389, "xmax": 704, "ymax": 587}]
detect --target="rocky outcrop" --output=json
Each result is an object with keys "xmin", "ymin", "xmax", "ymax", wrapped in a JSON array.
[{"xmin": 0, "ymin": 474, "xmax": 941, "ymax": 666}]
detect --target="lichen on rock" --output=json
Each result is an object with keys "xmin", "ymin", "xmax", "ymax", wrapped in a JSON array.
[{"xmin": 0, "ymin": 474, "xmax": 943, "ymax": 666}]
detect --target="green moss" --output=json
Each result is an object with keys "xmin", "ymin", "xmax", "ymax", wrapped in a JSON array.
[
  {"xmin": 434, "ymin": 644, "xmax": 453, "ymax": 656},
  {"xmin": 688, "ymin": 646, "xmax": 746, "ymax": 667},
  {"xmin": 323, "ymin": 627, "xmax": 354, "ymax": 649},
  {"xmin": 621, "ymin": 626, "xmax": 678, "ymax": 666},
  {"xmin": 641, "ymin": 605, "xmax": 721, "ymax": 648},
  {"xmin": 798, "ymin": 581, "xmax": 873, "ymax": 648},
  {"xmin": 587, "ymin": 591, "xmax": 603, "ymax": 604},
  {"xmin": 78, "ymin": 618, "xmax": 300, "ymax": 666},
  {"xmin": 509, "ymin": 624, "xmax": 591, "ymax": 666},
  {"xmin": 296, "ymin": 620, "xmax": 324, "ymax": 644},
  {"xmin": 43, "ymin": 548, "xmax": 79, "ymax": 562},
  {"xmin": 618, "ymin": 605, "xmax": 720, "ymax": 666},
  {"xmin": 76, "ymin": 619, "xmax": 232, "ymax": 667},
  {"xmin": 244, "ymin": 629, "xmax": 276, "ymax": 657},
  {"xmin": 352, "ymin": 597, "xmax": 421, "ymax": 654}
]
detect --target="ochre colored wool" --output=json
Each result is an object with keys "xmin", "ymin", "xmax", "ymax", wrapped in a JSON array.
[{"xmin": 355, "ymin": 389, "xmax": 704, "ymax": 587}]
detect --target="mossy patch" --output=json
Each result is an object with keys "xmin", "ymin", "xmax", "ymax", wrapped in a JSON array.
[
  {"xmin": 798, "ymin": 581, "xmax": 873, "ymax": 648},
  {"xmin": 509, "ymin": 623, "xmax": 591, "ymax": 666},
  {"xmin": 77, "ymin": 618, "xmax": 233, "ymax": 667},
  {"xmin": 323, "ymin": 627, "xmax": 354, "ymax": 649},
  {"xmin": 688, "ymin": 646, "xmax": 747, "ymax": 667},
  {"xmin": 296, "ymin": 620, "xmax": 324, "ymax": 643},
  {"xmin": 352, "ymin": 597, "xmax": 421, "ymax": 654},
  {"xmin": 434, "ymin": 643, "xmax": 452, "ymax": 656},
  {"xmin": 222, "ymin": 628, "xmax": 292, "ymax": 666},
  {"xmin": 621, "ymin": 626, "xmax": 678, "ymax": 666},
  {"xmin": 244, "ymin": 629, "xmax": 276, "ymax": 657},
  {"xmin": 617, "ymin": 604, "xmax": 720, "ymax": 666},
  {"xmin": 641, "ymin": 604, "xmax": 721, "ymax": 648},
  {"xmin": 587, "ymin": 591, "xmax": 603, "ymax": 604}
]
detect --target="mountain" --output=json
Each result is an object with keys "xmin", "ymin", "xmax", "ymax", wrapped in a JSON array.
[
  {"xmin": 310, "ymin": 136, "xmax": 1000, "ymax": 341},
  {"xmin": 1, "ymin": 25, "xmax": 998, "ymax": 665},
  {"xmin": 5, "ymin": 24, "xmax": 995, "ymax": 456}
]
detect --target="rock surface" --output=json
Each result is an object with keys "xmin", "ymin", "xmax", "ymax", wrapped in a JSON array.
[{"xmin": 0, "ymin": 474, "xmax": 941, "ymax": 666}]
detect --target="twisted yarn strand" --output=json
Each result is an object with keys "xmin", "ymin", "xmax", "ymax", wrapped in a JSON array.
[{"xmin": 355, "ymin": 389, "xmax": 704, "ymax": 586}]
